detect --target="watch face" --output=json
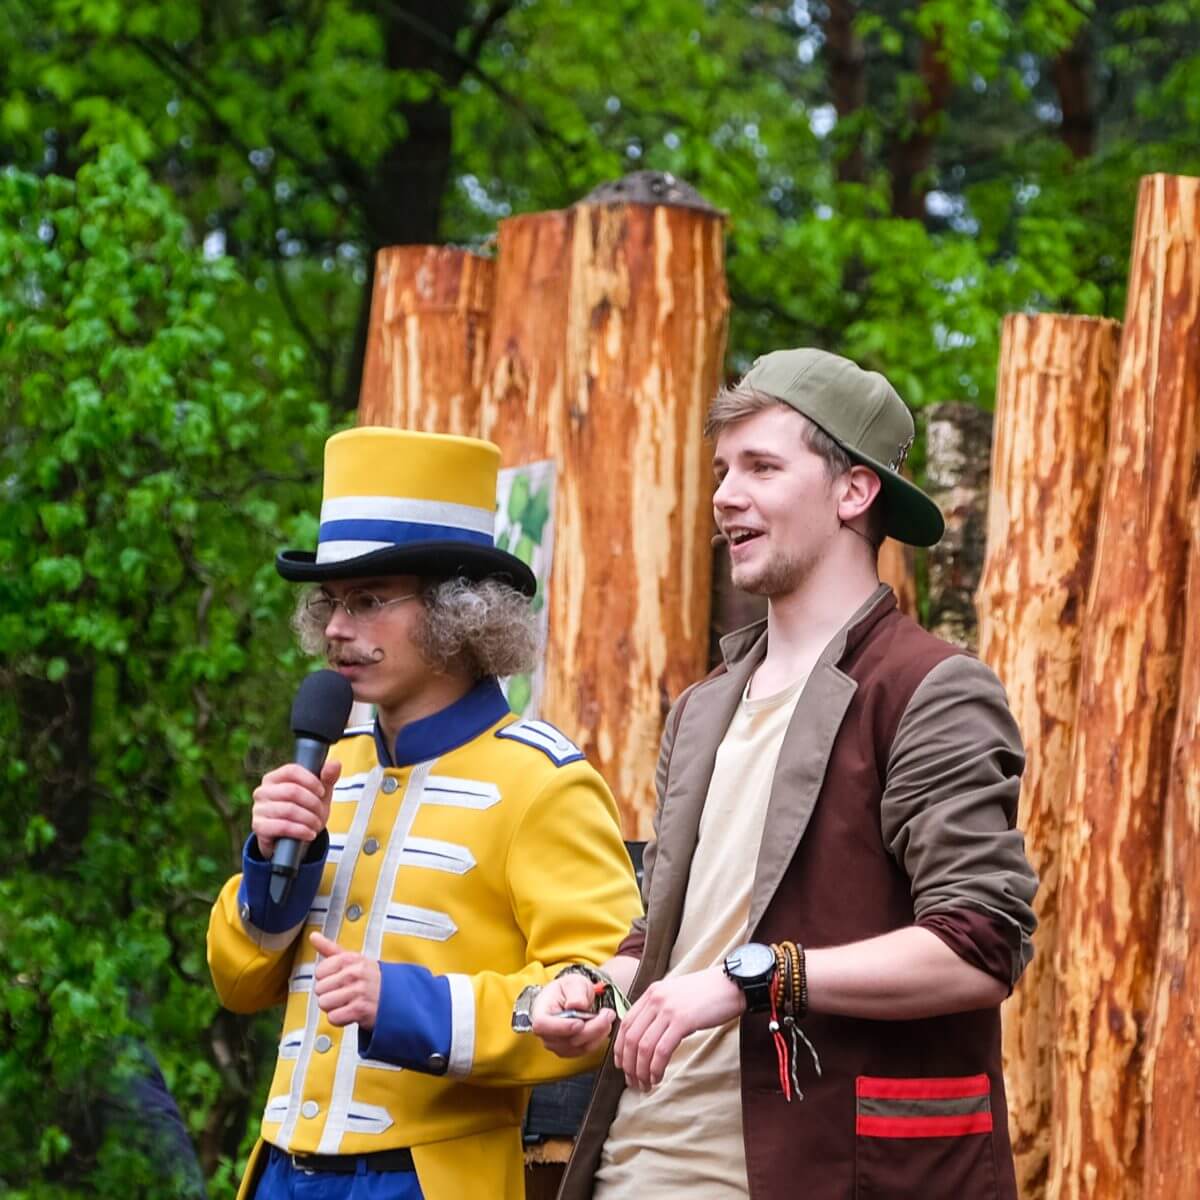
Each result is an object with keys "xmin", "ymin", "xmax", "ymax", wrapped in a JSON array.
[{"xmin": 726, "ymin": 942, "xmax": 775, "ymax": 981}]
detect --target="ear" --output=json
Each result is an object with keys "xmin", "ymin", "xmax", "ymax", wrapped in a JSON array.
[{"xmin": 837, "ymin": 465, "xmax": 882, "ymax": 523}]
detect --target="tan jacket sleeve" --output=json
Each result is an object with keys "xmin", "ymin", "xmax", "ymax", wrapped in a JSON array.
[{"xmin": 881, "ymin": 653, "xmax": 1039, "ymax": 986}]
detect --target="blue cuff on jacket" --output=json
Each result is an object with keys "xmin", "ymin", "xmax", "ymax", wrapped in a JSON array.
[
  {"xmin": 240, "ymin": 831, "xmax": 328, "ymax": 934},
  {"xmin": 358, "ymin": 963, "xmax": 452, "ymax": 1074}
]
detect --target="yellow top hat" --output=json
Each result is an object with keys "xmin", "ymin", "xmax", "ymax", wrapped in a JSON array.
[{"xmin": 276, "ymin": 428, "xmax": 536, "ymax": 595}]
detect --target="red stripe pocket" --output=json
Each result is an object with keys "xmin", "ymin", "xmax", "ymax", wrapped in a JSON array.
[
  {"xmin": 855, "ymin": 1075, "xmax": 993, "ymax": 1139},
  {"xmin": 856, "ymin": 1113, "xmax": 994, "ymax": 1139},
  {"xmin": 856, "ymin": 1074, "xmax": 990, "ymax": 1101}
]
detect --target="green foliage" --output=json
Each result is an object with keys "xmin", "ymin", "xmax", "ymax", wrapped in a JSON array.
[
  {"xmin": 3, "ymin": 1, "xmax": 1200, "ymax": 1193},
  {"xmin": 0, "ymin": 147, "xmax": 330, "ymax": 1196},
  {"xmin": 450, "ymin": 0, "xmax": 1200, "ymax": 403}
]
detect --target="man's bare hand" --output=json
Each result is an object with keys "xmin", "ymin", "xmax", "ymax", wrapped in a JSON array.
[
  {"xmin": 310, "ymin": 931, "xmax": 381, "ymax": 1030},
  {"xmin": 252, "ymin": 759, "xmax": 342, "ymax": 858},
  {"xmin": 614, "ymin": 966, "xmax": 745, "ymax": 1090},
  {"xmin": 530, "ymin": 973, "xmax": 616, "ymax": 1058}
]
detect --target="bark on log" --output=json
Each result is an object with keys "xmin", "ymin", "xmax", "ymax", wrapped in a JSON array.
[
  {"xmin": 976, "ymin": 314, "xmax": 1120, "ymax": 1200},
  {"xmin": 356, "ymin": 245, "xmax": 494, "ymax": 435},
  {"xmin": 925, "ymin": 402, "xmax": 993, "ymax": 649},
  {"xmin": 1141, "ymin": 501, "xmax": 1200, "ymax": 1200},
  {"xmin": 1048, "ymin": 174, "xmax": 1200, "ymax": 1200},
  {"xmin": 481, "ymin": 194, "xmax": 728, "ymax": 836}
]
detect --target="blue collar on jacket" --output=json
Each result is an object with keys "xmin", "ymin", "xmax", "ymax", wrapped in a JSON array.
[{"xmin": 373, "ymin": 677, "xmax": 511, "ymax": 768}]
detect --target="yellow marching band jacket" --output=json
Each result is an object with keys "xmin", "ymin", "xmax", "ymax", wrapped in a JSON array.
[{"xmin": 208, "ymin": 679, "xmax": 642, "ymax": 1198}]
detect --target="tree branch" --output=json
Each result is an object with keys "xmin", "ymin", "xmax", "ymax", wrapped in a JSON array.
[
  {"xmin": 464, "ymin": 0, "xmax": 516, "ymax": 64},
  {"xmin": 374, "ymin": 0, "xmax": 584, "ymax": 172}
]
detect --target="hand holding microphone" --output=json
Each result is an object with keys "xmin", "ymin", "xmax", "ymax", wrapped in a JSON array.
[{"xmin": 253, "ymin": 670, "xmax": 354, "ymax": 905}]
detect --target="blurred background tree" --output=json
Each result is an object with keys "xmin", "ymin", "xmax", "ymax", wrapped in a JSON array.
[{"xmin": 2, "ymin": 1, "xmax": 1198, "ymax": 1194}]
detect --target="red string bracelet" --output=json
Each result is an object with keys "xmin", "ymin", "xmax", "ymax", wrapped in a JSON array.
[{"xmin": 768, "ymin": 968, "xmax": 793, "ymax": 1102}]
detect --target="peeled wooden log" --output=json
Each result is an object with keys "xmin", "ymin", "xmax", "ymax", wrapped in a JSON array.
[
  {"xmin": 357, "ymin": 245, "xmax": 494, "ymax": 435},
  {"xmin": 1048, "ymin": 174, "xmax": 1200, "ymax": 1200},
  {"xmin": 1141, "ymin": 512, "xmax": 1200, "ymax": 1200},
  {"xmin": 481, "ymin": 175, "xmax": 729, "ymax": 836},
  {"xmin": 924, "ymin": 402, "xmax": 993, "ymax": 649},
  {"xmin": 976, "ymin": 314, "xmax": 1120, "ymax": 1200}
]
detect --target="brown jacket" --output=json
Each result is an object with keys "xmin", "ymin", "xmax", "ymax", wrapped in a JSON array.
[{"xmin": 560, "ymin": 586, "xmax": 1037, "ymax": 1200}]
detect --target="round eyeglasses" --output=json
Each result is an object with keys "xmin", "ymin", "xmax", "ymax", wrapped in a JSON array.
[{"xmin": 304, "ymin": 589, "xmax": 419, "ymax": 624}]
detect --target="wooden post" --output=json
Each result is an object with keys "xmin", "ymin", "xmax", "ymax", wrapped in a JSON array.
[
  {"xmin": 709, "ymin": 540, "xmax": 766, "ymax": 667},
  {"xmin": 480, "ymin": 174, "xmax": 729, "ymax": 836},
  {"xmin": 924, "ymin": 402, "xmax": 993, "ymax": 650},
  {"xmin": 1048, "ymin": 175, "xmax": 1200, "ymax": 1200},
  {"xmin": 976, "ymin": 314, "xmax": 1120, "ymax": 1199},
  {"xmin": 1141, "ymin": 506, "xmax": 1200, "ymax": 1200},
  {"xmin": 878, "ymin": 521, "xmax": 917, "ymax": 618},
  {"xmin": 357, "ymin": 245, "xmax": 495, "ymax": 435}
]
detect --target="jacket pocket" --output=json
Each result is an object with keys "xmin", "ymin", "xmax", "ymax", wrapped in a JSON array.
[{"xmin": 854, "ymin": 1074, "xmax": 998, "ymax": 1200}]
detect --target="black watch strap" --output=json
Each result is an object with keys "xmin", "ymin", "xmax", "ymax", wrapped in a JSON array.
[{"xmin": 738, "ymin": 974, "xmax": 774, "ymax": 1014}]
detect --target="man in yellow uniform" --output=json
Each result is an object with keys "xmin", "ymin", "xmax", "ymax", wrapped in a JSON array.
[{"xmin": 208, "ymin": 427, "xmax": 641, "ymax": 1199}]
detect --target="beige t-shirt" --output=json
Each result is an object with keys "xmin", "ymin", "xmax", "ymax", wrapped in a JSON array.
[{"xmin": 593, "ymin": 673, "xmax": 808, "ymax": 1199}]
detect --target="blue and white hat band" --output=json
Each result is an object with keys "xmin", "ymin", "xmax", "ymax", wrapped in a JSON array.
[{"xmin": 315, "ymin": 495, "xmax": 496, "ymax": 565}]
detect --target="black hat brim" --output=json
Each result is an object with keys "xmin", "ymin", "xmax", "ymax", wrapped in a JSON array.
[
  {"xmin": 276, "ymin": 540, "xmax": 537, "ymax": 596},
  {"xmin": 843, "ymin": 447, "xmax": 944, "ymax": 547}
]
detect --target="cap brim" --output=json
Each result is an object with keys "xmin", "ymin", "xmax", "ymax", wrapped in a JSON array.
[
  {"xmin": 844, "ymin": 448, "xmax": 944, "ymax": 547},
  {"xmin": 276, "ymin": 540, "xmax": 537, "ymax": 596}
]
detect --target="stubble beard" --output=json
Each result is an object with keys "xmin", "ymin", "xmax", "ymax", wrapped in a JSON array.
[{"xmin": 732, "ymin": 545, "xmax": 817, "ymax": 597}]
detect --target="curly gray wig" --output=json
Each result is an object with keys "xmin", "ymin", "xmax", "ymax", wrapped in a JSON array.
[{"xmin": 292, "ymin": 576, "xmax": 540, "ymax": 680}]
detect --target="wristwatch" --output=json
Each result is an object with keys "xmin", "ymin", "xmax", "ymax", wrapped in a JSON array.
[
  {"xmin": 723, "ymin": 942, "xmax": 776, "ymax": 1013},
  {"xmin": 511, "ymin": 985, "xmax": 542, "ymax": 1033}
]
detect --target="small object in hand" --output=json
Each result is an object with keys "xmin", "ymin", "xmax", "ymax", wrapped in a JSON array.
[
  {"xmin": 556, "ymin": 964, "xmax": 632, "ymax": 1020},
  {"xmin": 557, "ymin": 1009, "xmax": 598, "ymax": 1020}
]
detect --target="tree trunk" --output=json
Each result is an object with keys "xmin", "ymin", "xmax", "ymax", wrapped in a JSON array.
[
  {"xmin": 481, "ymin": 185, "xmax": 729, "ymax": 836},
  {"xmin": 1051, "ymin": 30, "xmax": 1096, "ymax": 161},
  {"xmin": 1048, "ymin": 174, "xmax": 1200, "ymax": 1200},
  {"xmin": 889, "ymin": 20, "xmax": 953, "ymax": 221},
  {"xmin": 1141, "ymin": 504, "xmax": 1200, "ymax": 1199},
  {"xmin": 356, "ymin": 245, "xmax": 495, "ymax": 435},
  {"xmin": 976, "ymin": 314, "xmax": 1120, "ymax": 1200},
  {"xmin": 340, "ymin": 0, "xmax": 475, "ymax": 409},
  {"xmin": 823, "ymin": 0, "xmax": 866, "ymax": 184},
  {"xmin": 924, "ymin": 402, "xmax": 993, "ymax": 650}
]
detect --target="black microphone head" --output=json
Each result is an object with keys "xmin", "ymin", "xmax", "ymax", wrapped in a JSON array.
[{"xmin": 290, "ymin": 669, "xmax": 355, "ymax": 744}]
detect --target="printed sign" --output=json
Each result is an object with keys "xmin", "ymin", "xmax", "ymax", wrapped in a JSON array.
[{"xmin": 495, "ymin": 459, "xmax": 556, "ymax": 719}]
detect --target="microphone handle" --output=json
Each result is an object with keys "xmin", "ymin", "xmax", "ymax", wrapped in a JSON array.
[{"xmin": 269, "ymin": 736, "xmax": 333, "ymax": 905}]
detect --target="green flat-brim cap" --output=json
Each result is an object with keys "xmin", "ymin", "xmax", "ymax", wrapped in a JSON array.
[{"xmin": 741, "ymin": 348, "xmax": 944, "ymax": 547}]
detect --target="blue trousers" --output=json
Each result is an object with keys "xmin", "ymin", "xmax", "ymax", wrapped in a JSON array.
[{"xmin": 255, "ymin": 1147, "xmax": 424, "ymax": 1199}]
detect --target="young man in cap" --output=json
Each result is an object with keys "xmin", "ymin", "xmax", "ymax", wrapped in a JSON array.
[
  {"xmin": 208, "ymin": 428, "xmax": 641, "ymax": 1199},
  {"xmin": 533, "ymin": 349, "xmax": 1038, "ymax": 1200}
]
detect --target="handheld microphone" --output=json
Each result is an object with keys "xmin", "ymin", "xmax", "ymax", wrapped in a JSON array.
[{"xmin": 269, "ymin": 669, "xmax": 355, "ymax": 904}]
